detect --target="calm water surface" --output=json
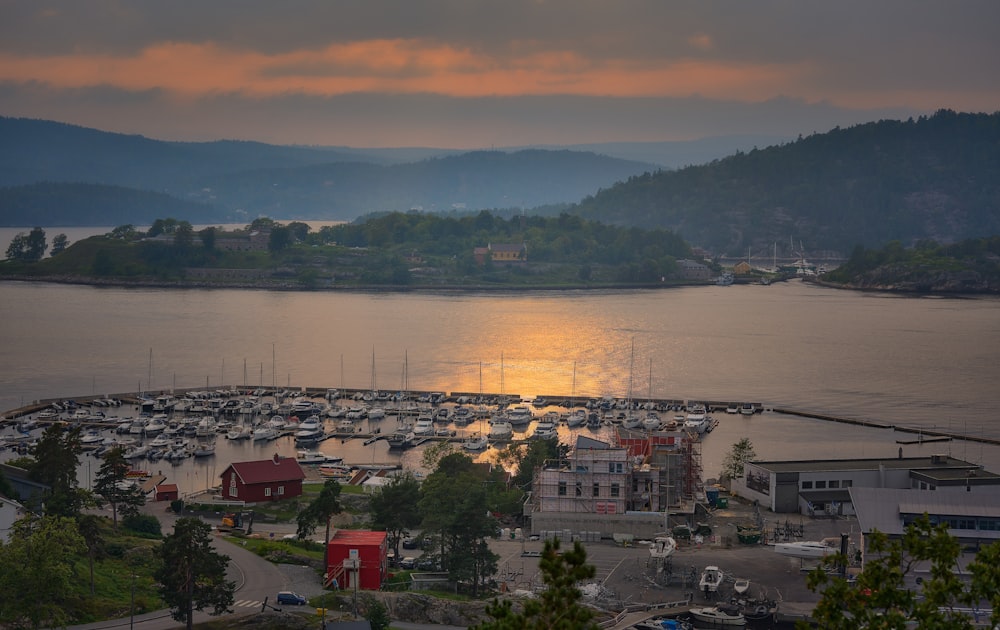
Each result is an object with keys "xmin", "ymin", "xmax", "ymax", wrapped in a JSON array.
[{"xmin": 2, "ymin": 279, "xmax": 999, "ymax": 494}]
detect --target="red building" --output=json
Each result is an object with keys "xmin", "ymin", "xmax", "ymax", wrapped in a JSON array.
[
  {"xmin": 154, "ymin": 483, "xmax": 179, "ymax": 502},
  {"xmin": 220, "ymin": 455, "xmax": 305, "ymax": 503},
  {"xmin": 325, "ymin": 530, "xmax": 388, "ymax": 591}
]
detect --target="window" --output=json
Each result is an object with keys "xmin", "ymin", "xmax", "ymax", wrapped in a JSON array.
[
  {"xmin": 608, "ymin": 462, "xmax": 624, "ymax": 474},
  {"xmin": 229, "ymin": 486, "xmax": 238, "ymax": 498},
  {"xmin": 593, "ymin": 482, "xmax": 600, "ymax": 497},
  {"xmin": 264, "ymin": 487, "xmax": 272, "ymax": 497},
  {"xmin": 829, "ymin": 480, "xmax": 840, "ymax": 488},
  {"xmin": 558, "ymin": 481, "xmax": 567, "ymax": 496},
  {"xmin": 611, "ymin": 483, "xmax": 620, "ymax": 498},
  {"xmin": 842, "ymin": 480, "xmax": 852, "ymax": 487},
  {"xmin": 575, "ymin": 482, "xmax": 582, "ymax": 497},
  {"xmin": 815, "ymin": 480, "xmax": 827, "ymax": 489},
  {"xmin": 278, "ymin": 485, "xmax": 285, "ymax": 496},
  {"xmin": 802, "ymin": 481, "xmax": 813, "ymax": 489},
  {"xmin": 229, "ymin": 476, "xmax": 236, "ymax": 488}
]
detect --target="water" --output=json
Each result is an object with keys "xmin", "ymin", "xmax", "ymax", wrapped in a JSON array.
[{"xmin": 2, "ymin": 278, "xmax": 999, "ymax": 496}]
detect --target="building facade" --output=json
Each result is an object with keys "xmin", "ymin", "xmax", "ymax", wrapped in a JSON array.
[
  {"xmin": 220, "ymin": 455, "xmax": 305, "ymax": 503},
  {"xmin": 734, "ymin": 455, "xmax": 999, "ymax": 516},
  {"xmin": 325, "ymin": 529, "xmax": 389, "ymax": 591}
]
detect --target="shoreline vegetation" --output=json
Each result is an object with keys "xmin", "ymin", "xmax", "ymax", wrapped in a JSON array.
[{"xmin": 2, "ymin": 215, "xmax": 997, "ymax": 294}]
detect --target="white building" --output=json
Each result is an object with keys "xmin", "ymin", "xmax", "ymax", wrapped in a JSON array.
[{"xmin": 733, "ymin": 455, "xmax": 1000, "ymax": 516}]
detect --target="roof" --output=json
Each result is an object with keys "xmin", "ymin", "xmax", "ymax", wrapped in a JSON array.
[
  {"xmin": 749, "ymin": 455, "xmax": 982, "ymax": 474},
  {"xmin": 156, "ymin": 483, "xmax": 179, "ymax": 493},
  {"xmin": 575, "ymin": 435, "xmax": 612, "ymax": 450},
  {"xmin": 329, "ymin": 529, "xmax": 387, "ymax": 546},
  {"xmin": 850, "ymin": 487, "xmax": 1000, "ymax": 538},
  {"xmin": 224, "ymin": 456, "xmax": 305, "ymax": 485}
]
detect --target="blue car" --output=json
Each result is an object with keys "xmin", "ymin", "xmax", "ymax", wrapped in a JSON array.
[{"xmin": 276, "ymin": 591, "xmax": 307, "ymax": 605}]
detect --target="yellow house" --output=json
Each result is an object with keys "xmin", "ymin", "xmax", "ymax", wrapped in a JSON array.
[
  {"xmin": 733, "ymin": 261, "xmax": 752, "ymax": 276},
  {"xmin": 475, "ymin": 243, "xmax": 527, "ymax": 265}
]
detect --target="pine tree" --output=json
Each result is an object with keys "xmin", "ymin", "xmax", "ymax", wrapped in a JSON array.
[{"xmin": 154, "ymin": 517, "xmax": 234, "ymax": 630}]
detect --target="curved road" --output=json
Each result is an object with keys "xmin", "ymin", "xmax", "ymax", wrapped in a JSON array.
[{"xmin": 72, "ymin": 507, "xmax": 316, "ymax": 630}]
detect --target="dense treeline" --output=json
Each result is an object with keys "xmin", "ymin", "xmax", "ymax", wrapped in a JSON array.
[
  {"xmin": 572, "ymin": 110, "xmax": 1000, "ymax": 255},
  {"xmin": 822, "ymin": 236, "xmax": 1000, "ymax": 292},
  {"xmin": 312, "ymin": 210, "xmax": 691, "ymax": 266}
]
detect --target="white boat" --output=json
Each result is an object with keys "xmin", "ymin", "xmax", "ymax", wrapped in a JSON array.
[
  {"xmin": 505, "ymin": 406, "xmax": 534, "ymax": 426},
  {"xmin": 531, "ymin": 420, "xmax": 557, "ymax": 440},
  {"xmin": 123, "ymin": 444, "xmax": 149, "ymax": 460},
  {"xmin": 192, "ymin": 439, "xmax": 216, "ymax": 457},
  {"xmin": 488, "ymin": 421, "xmax": 513, "ymax": 441},
  {"xmin": 367, "ymin": 407, "xmax": 386, "ymax": 421},
  {"xmin": 226, "ymin": 425, "xmax": 251, "ymax": 441},
  {"xmin": 80, "ymin": 429, "xmax": 104, "ymax": 446},
  {"xmin": 621, "ymin": 412, "xmax": 643, "ymax": 430},
  {"xmin": 641, "ymin": 412, "xmax": 661, "ymax": 431},
  {"xmin": 195, "ymin": 417, "xmax": 217, "ymax": 437},
  {"xmin": 716, "ymin": 272, "xmax": 735, "ymax": 286},
  {"xmin": 689, "ymin": 603, "xmax": 746, "ymax": 626},
  {"xmin": 297, "ymin": 450, "xmax": 340, "ymax": 465},
  {"xmin": 733, "ymin": 578, "xmax": 750, "ymax": 595},
  {"xmin": 413, "ymin": 417, "xmax": 435, "ymax": 436},
  {"xmin": 318, "ymin": 463, "xmax": 355, "ymax": 480},
  {"xmin": 649, "ymin": 536, "xmax": 677, "ymax": 559},
  {"xmin": 740, "ymin": 402, "xmax": 756, "ymax": 416},
  {"xmin": 699, "ymin": 565, "xmax": 723, "ymax": 594},
  {"xmin": 773, "ymin": 538, "xmax": 840, "ymax": 558},
  {"xmin": 252, "ymin": 427, "xmax": 276, "ymax": 442},
  {"xmin": 566, "ymin": 409, "xmax": 587, "ymax": 428},
  {"xmin": 294, "ymin": 427, "xmax": 325, "ymax": 443},
  {"xmin": 148, "ymin": 434, "xmax": 172, "ymax": 449},
  {"xmin": 452, "ymin": 406, "xmax": 473, "ymax": 426},
  {"xmin": 336, "ymin": 418, "xmax": 357, "ymax": 434},
  {"xmin": 462, "ymin": 433, "xmax": 489, "ymax": 451},
  {"xmin": 144, "ymin": 414, "xmax": 168, "ymax": 436}
]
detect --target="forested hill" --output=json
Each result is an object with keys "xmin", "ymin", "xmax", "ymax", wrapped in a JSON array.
[
  {"xmin": 570, "ymin": 110, "xmax": 1000, "ymax": 256},
  {"xmin": 0, "ymin": 117, "xmax": 655, "ymax": 225}
]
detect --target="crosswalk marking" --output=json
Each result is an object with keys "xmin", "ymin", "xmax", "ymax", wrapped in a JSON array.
[{"xmin": 234, "ymin": 599, "xmax": 262, "ymax": 608}]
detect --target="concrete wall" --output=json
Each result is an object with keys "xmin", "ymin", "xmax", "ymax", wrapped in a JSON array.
[{"xmin": 530, "ymin": 511, "xmax": 667, "ymax": 540}]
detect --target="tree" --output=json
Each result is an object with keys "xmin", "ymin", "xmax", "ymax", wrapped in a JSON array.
[
  {"xmin": 474, "ymin": 538, "xmax": 599, "ymax": 630},
  {"xmin": 5, "ymin": 227, "xmax": 47, "ymax": 262},
  {"xmin": 154, "ymin": 517, "xmax": 234, "ymax": 630},
  {"xmin": 268, "ymin": 225, "xmax": 292, "ymax": 251},
  {"xmin": 26, "ymin": 424, "xmax": 86, "ymax": 517},
  {"xmin": 419, "ymin": 453, "xmax": 499, "ymax": 594},
  {"xmin": 368, "ymin": 472, "xmax": 422, "ymax": 561},
  {"xmin": 50, "ymin": 233, "xmax": 70, "ymax": 255},
  {"xmin": 721, "ymin": 437, "xmax": 756, "ymax": 482},
  {"xmin": 296, "ymin": 478, "xmax": 343, "ymax": 574},
  {"xmin": 107, "ymin": 224, "xmax": 139, "ymax": 240},
  {"xmin": 0, "ymin": 514, "xmax": 86, "ymax": 629},
  {"xmin": 77, "ymin": 513, "xmax": 106, "ymax": 596},
  {"xmin": 93, "ymin": 446, "xmax": 146, "ymax": 528},
  {"xmin": 173, "ymin": 221, "xmax": 194, "ymax": 249},
  {"xmin": 805, "ymin": 515, "xmax": 1000, "ymax": 629},
  {"xmin": 199, "ymin": 226, "xmax": 216, "ymax": 250}
]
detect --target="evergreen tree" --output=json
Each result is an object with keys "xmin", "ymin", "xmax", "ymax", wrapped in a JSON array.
[
  {"xmin": 721, "ymin": 438, "xmax": 756, "ymax": 482},
  {"xmin": 27, "ymin": 423, "xmax": 85, "ymax": 517},
  {"xmin": 93, "ymin": 446, "xmax": 146, "ymax": 528},
  {"xmin": 154, "ymin": 517, "xmax": 234, "ymax": 630},
  {"xmin": 50, "ymin": 233, "xmax": 70, "ymax": 255}
]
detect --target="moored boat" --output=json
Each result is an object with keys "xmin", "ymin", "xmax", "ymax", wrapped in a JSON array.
[
  {"xmin": 462, "ymin": 433, "xmax": 489, "ymax": 451},
  {"xmin": 688, "ymin": 603, "xmax": 746, "ymax": 627}
]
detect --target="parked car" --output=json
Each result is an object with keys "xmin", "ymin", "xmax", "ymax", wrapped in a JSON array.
[
  {"xmin": 399, "ymin": 557, "xmax": 416, "ymax": 569},
  {"xmin": 276, "ymin": 591, "xmax": 307, "ymax": 605},
  {"xmin": 402, "ymin": 537, "xmax": 419, "ymax": 549}
]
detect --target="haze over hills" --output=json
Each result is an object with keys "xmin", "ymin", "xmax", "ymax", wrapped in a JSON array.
[{"xmin": 1, "ymin": 112, "xmax": 998, "ymax": 257}]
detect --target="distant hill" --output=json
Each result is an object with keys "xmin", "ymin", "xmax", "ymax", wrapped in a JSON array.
[
  {"xmin": 570, "ymin": 110, "xmax": 1000, "ymax": 256},
  {"xmin": 0, "ymin": 117, "xmax": 657, "ymax": 226}
]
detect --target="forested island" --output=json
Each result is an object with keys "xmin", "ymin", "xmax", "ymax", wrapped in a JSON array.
[{"xmin": 4, "ymin": 215, "xmax": 998, "ymax": 293}]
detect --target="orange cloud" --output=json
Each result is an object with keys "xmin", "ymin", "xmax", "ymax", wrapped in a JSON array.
[{"xmin": 0, "ymin": 38, "xmax": 812, "ymax": 102}]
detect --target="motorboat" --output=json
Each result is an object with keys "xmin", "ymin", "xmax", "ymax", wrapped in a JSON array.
[
  {"xmin": 688, "ymin": 603, "xmax": 746, "ymax": 626},
  {"xmin": 80, "ymin": 429, "xmax": 104, "ymax": 446},
  {"xmin": 318, "ymin": 463, "xmax": 355, "ymax": 481},
  {"xmin": 252, "ymin": 427, "xmax": 276, "ymax": 442},
  {"xmin": 462, "ymin": 433, "xmax": 489, "ymax": 451},
  {"xmin": 413, "ymin": 417, "xmax": 435, "ymax": 436},
  {"xmin": 335, "ymin": 419, "xmax": 357, "ymax": 434},
  {"xmin": 641, "ymin": 412, "xmax": 661, "ymax": 431},
  {"xmin": 195, "ymin": 417, "xmax": 217, "ymax": 437},
  {"xmin": 144, "ymin": 415, "xmax": 168, "ymax": 436},
  {"xmin": 621, "ymin": 412, "xmax": 643, "ymax": 430},
  {"xmin": 740, "ymin": 402, "xmax": 756, "ymax": 416},
  {"xmin": 226, "ymin": 425, "xmax": 251, "ymax": 441},
  {"xmin": 505, "ymin": 405, "xmax": 534, "ymax": 427},
  {"xmin": 452, "ymin": 406, "xmax": 473, "ymax": 425},
  {"xmin": 566, "ymin": 409, "xmax": 587, "ymax": 428},
  {"xmin": 192, "ymin": 439, "xmax": 216, "ymax": 457},
  {"xmin": 367, "ymin": 407, "xmax": 386, "ymax": 421},
  {"xmin": 488, "ymin": 421, "xmax": 513, "ymax": 441},
  {"xmin": 386, "ymin": 428, "xmax": 415, "ymax": 449},
  {"xmin": 773, "ymin": 538, "xmax": 840, "ymax": 558},
  {"xmin": 699, "ymin": 565, "xmax": 723, "ymax": 594},
  {"xmin": 531, "ymin": 419, "xmax": 557, "ymax": 440},
  {"xmin": 733, "ymin": 578, "xmax": 750, "ymax": 595},
  {"xmin": 649, "ymin": 536, "xmax": 677, "ymax": 559},
  {"xmin": 148, "ymin": 434, "xmax": 173, "ymax": 449},
  {"xmin": 297, "ymin": 450, "xmax": 339, "ymax": 465}
]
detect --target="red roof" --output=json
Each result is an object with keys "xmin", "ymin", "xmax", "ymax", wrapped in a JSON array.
[
  {"xmin": 330, "ymin": 530, "xmax": 387, "ymax": 546},
  {"xmin": 156, "ymin": 483, "xmax": 179, "ymax": 493},
  {"xmin": 225, "ymin": 457, "xmax": 305, "ymax": 485}
]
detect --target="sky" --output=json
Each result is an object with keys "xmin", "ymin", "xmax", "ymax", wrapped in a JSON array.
[{"xmin": 1, "ymin": 1, "xmax": 998, "ymax": 149}]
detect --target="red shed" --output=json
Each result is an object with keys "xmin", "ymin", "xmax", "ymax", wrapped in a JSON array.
[
  {"xmin": 154, "ymin": 483, "xmax": 179, "ymax": 502},
  {"xmin": 325, "ymin": 530, "xmax": 388, "ymax": 591},
  {"xmin": 220, "ymin": 455, "xmax": 305, "ymax": 503}
]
